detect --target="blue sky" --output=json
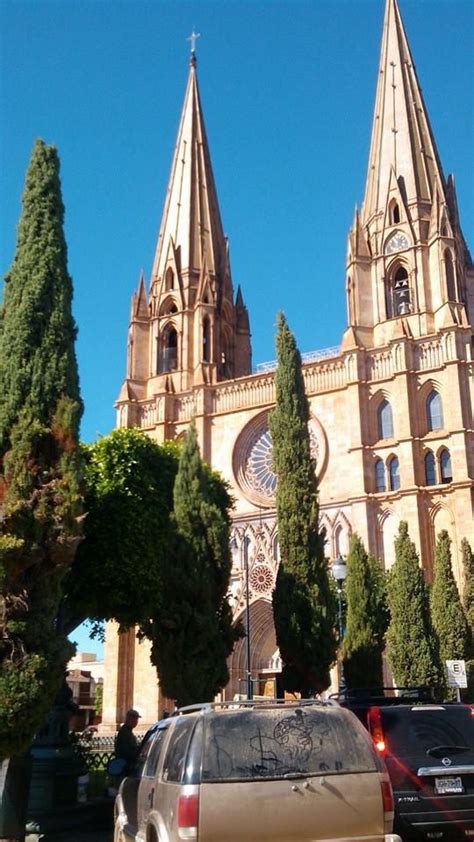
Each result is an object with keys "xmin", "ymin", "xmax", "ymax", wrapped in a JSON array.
[{"xmin": 1, "ymin": 0, "xmax": 472, "ymax": 657}]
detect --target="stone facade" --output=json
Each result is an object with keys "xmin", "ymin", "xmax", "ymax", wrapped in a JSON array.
[{"xmin": 101, "ymin": 0, "xmax": 473, "ymax": 730}]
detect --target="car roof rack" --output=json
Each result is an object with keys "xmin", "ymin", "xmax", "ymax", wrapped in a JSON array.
[
  {"xmin": 171, "ymin": 698, "xmax": 340, "ymax": 717},
  {"xmin": 329, "ymin": 686, "xmax": 437, "ymax": 705}
]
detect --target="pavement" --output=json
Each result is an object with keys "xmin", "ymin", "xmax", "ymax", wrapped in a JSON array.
[
  {"xmin": 24, "ymin": 796, "xmax": 114, "ymax": 842},
  {"xmin": 26, "ymin": 831, "xmax": 112, "ymax": 842}
]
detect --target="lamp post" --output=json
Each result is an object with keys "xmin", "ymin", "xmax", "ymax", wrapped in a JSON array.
[
  {"xmin": 331, "ymin": 554, "xmax": 347, "ymax": 693},
  {"xmin": 243, "ymin": 533, "xmax": 253, "ymax": 700}
]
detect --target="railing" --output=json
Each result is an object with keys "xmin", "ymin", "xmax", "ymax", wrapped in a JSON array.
[{"xmin": 256, "ymin": 346, "xmax": 341, "ymax": 373}]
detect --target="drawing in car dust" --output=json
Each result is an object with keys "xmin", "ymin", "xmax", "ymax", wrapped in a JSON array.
[{"xmin": 249, "ymin": 710, "xmax": 328, "ymax": 774}]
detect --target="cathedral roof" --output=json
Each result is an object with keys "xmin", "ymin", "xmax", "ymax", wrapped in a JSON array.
[
  {"xmin": 361, "ymin": 0, "xmax": 446, "ymax": 224},
  {"xmin": 151, "ymin": 53, "xmax": 227, "ymax": 284}
]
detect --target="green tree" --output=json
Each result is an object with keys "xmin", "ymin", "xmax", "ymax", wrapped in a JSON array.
[
  {"xmin": 460, "ymin": 538, "xmax": 474, "ymax": 701},
  {"xmin": 94, "ymin": 683, "xmax": 103, "ymax": 719},
  {"xmin": 430, "ymin": 531, "xmax": 469, "ymax": 670},
  {"xmin": 146, "ymin": 422, "xmax": 242, "ymax": 706},
  {"xmin": 342, "ymin": 534, "xmax": 388, "ymax": 689},
  {"xmin": 269, "ymin": 312, "xmax": 336, "ymax": 695},
  {"xmin": 62, "ymin": 427, "xmax": 178, "ymax": 634},
  {"xmin": 386, "ymin": 522, "xmax": 442, "ymax": 691},
  {"xmin": 0, "ymin": 140, "xmax": 83, "ymax": 757}
]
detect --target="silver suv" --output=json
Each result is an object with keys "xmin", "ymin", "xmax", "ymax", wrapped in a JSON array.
[{"xmin": 114, "ymin": 699, "xmax": 401, "ymax": 842}]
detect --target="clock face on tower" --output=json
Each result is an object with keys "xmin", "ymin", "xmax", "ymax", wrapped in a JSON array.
[{"xmin": 385, "ymin": 231, "xmax": 409, "ymax": 254}]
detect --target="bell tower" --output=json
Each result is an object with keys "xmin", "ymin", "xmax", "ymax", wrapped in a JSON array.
[
  {"xmin": 344, "ymin": 0, "xmax": 473, "ymax": 350},
  {"xmin": 117, "ymin": 48, "xmax": 252, "ymax": 420}
]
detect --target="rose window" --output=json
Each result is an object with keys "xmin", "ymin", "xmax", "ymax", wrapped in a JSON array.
[
  {"xmin": 250, "ymin": 563, "xmax": 274, "ymax": 594},
  {"xmin": 233, "ymin": 410, "xmax": 326, "ymax": 508}
]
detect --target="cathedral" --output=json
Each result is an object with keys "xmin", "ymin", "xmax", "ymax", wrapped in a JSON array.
[{"xmin": 101, "ymin": 0, "xmax": 474, "ymax": 729}]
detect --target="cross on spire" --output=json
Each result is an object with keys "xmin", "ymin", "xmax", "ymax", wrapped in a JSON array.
[{"xmin": 187, "ymin": 29, "xmax": 200, "ymax": 55}]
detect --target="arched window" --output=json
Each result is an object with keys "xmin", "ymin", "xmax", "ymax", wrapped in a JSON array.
[
  {"xmin": 444, "ymin": 250, "xmax": 456, "ymax": 301},
  {"xmin": 426, "ymin": 390, "xmax": 443, "ymax": 431},
  {"xmin": 393, "ymin": 266, "xmax": 410, "ymax": 315},
  {"xmin": 388, "ymin": 456, "xmax": 400, "ymax": 491},
  {"xmin": 159, "ymin": 298, "xmax": 177, "ymax": 316},
  {"xmin": 375, "ymin": 459, "xmax": 386, "ymax": 492},
  {"xmin": 440, "ymin": 449, "xmax": 452, "ymax": 484},
  {"xmin": 159, "ymin": 326, "xmax": 178, "ymax": 373},
  {"xmin": 390, "ymin": 201, "xmax": 400, "ymax": 224},
  {"xmin": 202, "ymin": 317, "xmax": 210, "ymax": 363},
  {"xmin": 424, "ymin": 451, "xmax": 436, "ymax": 486},
  {"xmin": 378, "ymin": 399, "xmax": 394, "ymax": 440},
  {"xmin": 165, "ymin": 268, "xmax": 174, "ymax": 291}
]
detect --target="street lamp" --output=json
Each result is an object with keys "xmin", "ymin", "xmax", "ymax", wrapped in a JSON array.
[
  {"xmin": 331, "ymin": 554, "xmax": 347, "ymax": 693},
  {"xmin": 243, "ymin": 533, "xmax": 252, "ymax": 700},
  {"xmin": 231, "ymin": 530, "xmax": 253, "ymax": 700}
]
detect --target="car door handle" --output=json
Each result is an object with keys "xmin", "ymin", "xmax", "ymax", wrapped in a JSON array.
[{"xmin": 148, "ymin": 787, "xmax": 155, "ymax": 807}]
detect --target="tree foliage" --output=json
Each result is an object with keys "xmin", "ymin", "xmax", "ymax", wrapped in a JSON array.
[
  {"xmin": 386, "ymin": 522, "xmax": 442, "ymax": 692},
  {"xmin": 269, "ymin": 312, "xmax": 336, "ymax": 695},
  {"xmin": 430, "ymin": 531, "xmax": 469, "ymax": 669},
  {"xmin": 63, "ymin": 427, "xmax": 178, "ymax": 633},
  {"xmin": 342, "ymin": 534, "xmax": 388, "ymax": 689},
  {"xmin": 0, "ymin": 140, "xmax": 83, "ymax": 757},
  {"xmin": 146, "ymin": 423, "xmax": 242, "ymax": 707},
  {"xmin": 460, "ymin": 538, "xmax": 474, "ymax": 701}
]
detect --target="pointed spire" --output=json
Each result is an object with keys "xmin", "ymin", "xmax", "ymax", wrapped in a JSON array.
[
  {"xmin": 151, "ymin": 52, "xmax": 226, "ymax": 285},
  {"xmin": 362, "ymin": 0, "xmax": 446, "ymax": 224}
]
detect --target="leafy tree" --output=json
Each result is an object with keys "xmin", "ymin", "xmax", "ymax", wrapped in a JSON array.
[
  {"xmin": 430, "ymin": 531, "xmax": 469, "ymax": 670},
  {"xmin": 269, "ymin": 312, "xmax": 336, "ymax": 695},
  {"xmin": 342, "ymin": 534, "xmax": 388, "ymax": 689},
  {"xmin": 94, "ymin": 683, "xmax": 103, "ymax": 719},
  {"xmin": 460, "ymin": 538, "xmax": 474, "ymax": 701},
  {"xmin": 386, "ymin": 522, "xmax": 442, "ymax": 691},
  {"xmin": 145, "ymin": 422, "xmax": 242, "ymax": 706},
  {"xmin": 0, "ymin": 140, "xmax": 83, "ymax": 757},
  {"xmin": 62, "ymin": 427, "xmax": 178, "ymax": 634},
  {"xmin": 461, "ymin": 538, "xmax": 474, "ymax": 641}
]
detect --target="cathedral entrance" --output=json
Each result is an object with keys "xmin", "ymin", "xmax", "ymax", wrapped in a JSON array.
[{"xmin": 226, "ymin": 598, "xmax": 281, "ymax": 700}]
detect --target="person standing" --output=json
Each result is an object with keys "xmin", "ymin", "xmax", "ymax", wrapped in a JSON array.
[{"xmin": 114, "ymin": 709, "xmax": 141, "ymax": 771}]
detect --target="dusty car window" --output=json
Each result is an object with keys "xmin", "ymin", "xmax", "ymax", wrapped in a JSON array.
[
  {"xmin": 144, "ymin": 726, "xmax": 169, "ymax": 777},
  {"xmin": 162, "ymin": 717, "xmax": 195, "ymax": 782},
  {"xmin": 202, "ymin": 707, "xmax": 376, "ymax": 781}
]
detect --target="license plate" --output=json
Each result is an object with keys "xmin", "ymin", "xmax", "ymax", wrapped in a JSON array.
[{"xmin": 434, "ymin": 776, "xmax": 463, "ymax": 794}]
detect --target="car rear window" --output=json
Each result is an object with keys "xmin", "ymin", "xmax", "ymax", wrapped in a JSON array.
[
  {"xmin": 380, "ymin": 706, "xmax": 474, "ymax": 756},
  {"xmin": 201, "ymin": 706, "xmax": 377, "ymax": 781}
]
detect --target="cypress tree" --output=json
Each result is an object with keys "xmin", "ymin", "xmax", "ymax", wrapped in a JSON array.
[
  {"xmin": 460, "ymin": 538, "xmax": 474, "ymax": 700},
  {"xmin": 0, "ymin": 140, "xmax": 83, "ymax": 757},
  {"xmin": 148, "ymin": 422, "xmax": 242, "ymax": 707},
  {"xmin": 342, "ymin": 534, "xmax": 388, "ymax": 689},
  {"xmin": 269, "ymin": 312, "xmax": 336, "ymax": 695},
  {"xmin": 461, "ymin": 538, "xmax": 474, "ymax": 641},
  {"xmin": 386, "ymin": 522, "xmax": 442, "ymax": 691},
  {"xmin": 430, "ymin": 531, "xmax": 469, "ymax": 670}
]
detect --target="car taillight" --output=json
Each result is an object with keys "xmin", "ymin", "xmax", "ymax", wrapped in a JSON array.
[
  {"xmin": 381, "ymin": 778, "xmax": 394, "ymax": 814},
  {"xmin": 368, "ymin": 706, "xmax": 386, "ymax": 753},
  {"xmin": 177, "ymin": 793, "xmax": 199, "ymax": 839}
]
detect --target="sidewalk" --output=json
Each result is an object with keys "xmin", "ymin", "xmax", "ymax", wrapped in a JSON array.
[{"xmin": 26, "ymin": 831, "xmax": 112, "ymax": 842}]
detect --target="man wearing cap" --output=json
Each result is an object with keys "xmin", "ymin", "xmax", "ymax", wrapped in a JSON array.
[{"xmin": 114, "ymin": 709, "xmax": 141, "ymax": 771}]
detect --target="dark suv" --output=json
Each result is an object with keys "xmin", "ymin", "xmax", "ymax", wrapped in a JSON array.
[{"xmin": 334, "ymin": 689, "xmax": 474, "ymax": 841}]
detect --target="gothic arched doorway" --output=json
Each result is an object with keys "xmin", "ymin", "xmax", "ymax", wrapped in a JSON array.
[{"xmin": 225, "ymin": 598, "xmax": 281, "ymax": 700}]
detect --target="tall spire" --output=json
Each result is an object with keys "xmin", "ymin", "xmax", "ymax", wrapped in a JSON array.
[
  {"xmin": 151, "ymin": 52, "xmax": 226, "ymax": 284},
  {"xmin": 362, "ymin": 0, "xmax": 445, "ymax": 224}
]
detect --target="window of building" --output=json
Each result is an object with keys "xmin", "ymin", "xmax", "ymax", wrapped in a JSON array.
[
  {"xmin": 165, "ymin": 268, "xmax": 174, "ymax": 291},
  {"xmin": 202, "ymin": 317, "xmax": 210, "ymax": 363},
  {"xmin": 444, "ymin": 250, "xmax": 456, "ymax": 301},
  {"xmin": 390, "ymin": 201, "xmax": 400, "ymax": 224},
  {"xmin": 424, "ymin": 451, "xmax": 436, "ymax": 486},
  {"xmin": 388, "ymin": 456, "xmax": 400, "ymax": 491},
  {"xmin": 393, "ymin": 266, "xmax": 410, "ymax": 315},
  {"xmin": 375, "ymin": 458, "xmax": 386, "ymax": 492},
  {"xmin": 378, "ymin": 399, "xmax": 394, "ymax": 440},
  {"xmin": 440, "ymin": 449, "xmax": 452, "ymax": 484},
  {"xmin": 159, "ymin": 326, "xmax": 178, "ymax": 373},
  {"xmin": 426, "ymin": 390, "xmax": 443, "ymax": 431}
]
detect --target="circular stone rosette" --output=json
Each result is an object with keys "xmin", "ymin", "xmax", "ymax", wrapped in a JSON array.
[{"xmin": 233, "ymin": 409, "xmax": 327, "ymax": 508}]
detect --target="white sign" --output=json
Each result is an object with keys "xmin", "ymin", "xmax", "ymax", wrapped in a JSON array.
[{"xmin": 445, "ymin": 659, "xmax": 467, "ymax": 688}]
